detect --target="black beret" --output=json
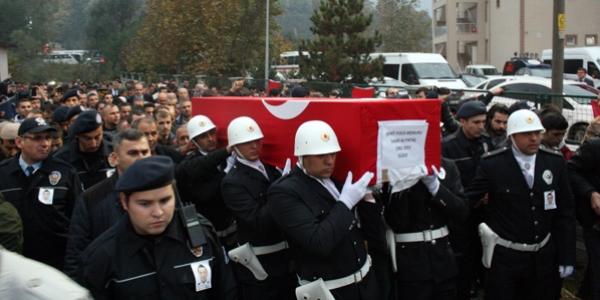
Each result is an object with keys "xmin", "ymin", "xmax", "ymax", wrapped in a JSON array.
[
  {"xmin": 425, "ymin": 91, "xmax": 439, "ymax": 99},
  {"xmin": 456, "ymin": 101, "xmax": 487, "ymax": 119},
  {"xmin": 508, "ymin": 100, "xmax": 536, "ymax": 115},
  {"xmin": 66, "ymin": 105, "xmax": 85, "ymax": 121},
  {"xmin": 71, "ymin": 110, "xmax": 103, "ymax": 135},
  {"xmin": 18, "ymin": 117, "xmax": 57, "ymax": 136},
  {"xmin": 116, "ymin": 156, "xmax": 175, "ymax": 194},
  {"xmin": 290, "ymin": 86, "xmax": 307, "ymax": 98},
  {"xmin": 60, "ymin": 89, "xmax": 79, "ymax": 103},
  {"xmin": 52, "ymin": 106, "xmax": 70, "ymax": 123},
  {"xmin": 389, "ymin": 94, "xmax": 411, "ymax": 99}
]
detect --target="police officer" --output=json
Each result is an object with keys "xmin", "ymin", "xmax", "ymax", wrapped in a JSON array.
[
  {"xmin": 54, "ymin": 111, "xmax": 114, "ymax": 190},
  {"xmin": 64, "ymin": 129, "xmax": 151, "ymax": 277},
  {"xmin": 268, "ymin": 120, "xmax": 382, "ymax": 300},
  {"xmin": 0, "ymin": 117, "xmax": 82, "ymax": 269},
  {"xmin": 77, "ymin": 156, "xmax": 237, "ymax": 299},
  {"xmin": 221, "ymin": 117, "xmax": 295, "ymax": 299},
  {"xmin": 60, "ymin": 89, "xmax": 80, "ymax": 108},
  {"xmin": 52, "ymin": 106, "xmax": 71, "ymax": 133},
  {"xmin": 567, "ymin": 137, "xmax": 600, "ymax": 299},
  {"xmin": 465, "ymin": 109, "xmax": 576, "ymax": 299},
  {"xmin": 441, "ymin": 100, "xmax": 491, "ymax": 299},
  {"xmin": 381, "ymin": 158, "xmax": 468, "ymax": 299},
  {"xmin": 176, "ymin": 115, "xmax": 237, "ymax": 247}
]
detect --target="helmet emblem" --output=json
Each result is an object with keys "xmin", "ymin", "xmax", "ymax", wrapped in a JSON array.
[
  {"xmin": 247, "ymin": 126, "xmax": 254, "ymax": 133},
  {"xmin": 321, "ymin": 133, "xmax": 330, "ymax": 142},
  {"xmin": 199, "ymin": 121, "xmax": 205, "ymax": 127},
  {"xmin": 525, "ymin": 117, "xmax": 533, "ymax": 124}
]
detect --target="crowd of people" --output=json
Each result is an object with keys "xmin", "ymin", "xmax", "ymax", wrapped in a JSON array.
[{"xmin": 0, "ymin": 73, "xmax": 600, "ymax": 300}]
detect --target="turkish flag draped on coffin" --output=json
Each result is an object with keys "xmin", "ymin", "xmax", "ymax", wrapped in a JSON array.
[{"xmin": 192, "ymin": 97, "xmax": 441, "ymax": 185}]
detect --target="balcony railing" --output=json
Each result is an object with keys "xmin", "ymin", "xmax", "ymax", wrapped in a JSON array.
[{"xmin": 457, "ymin": 23, "xmax": 477, "ymax": 33}]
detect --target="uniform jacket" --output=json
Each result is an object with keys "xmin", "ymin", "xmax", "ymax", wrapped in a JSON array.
[
  {"xmin": 53, "ymin": 138, "xmax": 114, "ymax": 190},
  {"xmin": 0, "ymin": 154, "xmax": 81, "ymax": 269},
  {"xmin": 221, "ymin": 160, "xmax": 291, "ymax": 282},
  {"xmin": 567, "ymin": 138, "xmax": 600, "ymax": 227},
  {"xmin": 77, "ymin": 212, "xmax": 237, "ymax": 300},
  {"xmin": 465, "ymin": 147, "xmax": 576, "ymax": 276},
  {"xmin": 383, "ymin": 158, "xmax": 468, "ymax": 282},
  {"xmin": 442, "ymin": 128, "xmax": 491, "ymax": 188},
  {"xmin": 176, "ymin": 148, "xmax": 233, "ymax": 231},
  {"xmin": 156, "ymin": 144, "xmax": 182, "ymax": 164},
  {"xmin": 268, "ymin": 166, "xmax": 383, "ymax": 300},
  {"xmin": 64, "ymin": 174, "xmax": 124, "ymax": 278}
]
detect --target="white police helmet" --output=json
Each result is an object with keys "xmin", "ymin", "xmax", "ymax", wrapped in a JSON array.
[
  {"xmin": 227, "ymin": 116, "xmax": 264, "ymax": 146},
  {"xmin": 294, "ymin": 120, "xmax": 341, "ymax": 156},
  {"xmin": 507, "ymin": 109, "xmax": 545, "ymax": 136},
  {"xmin": 187, "ymin": 115, "xmax": 216, "ymax": 140}
]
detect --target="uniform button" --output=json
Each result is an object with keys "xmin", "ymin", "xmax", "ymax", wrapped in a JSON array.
[
  {"xmin": 430, "ymin": 225, "xmax": 434, "ymax": 229},
  {"xmin": 354, "ymin": 241, "xmax": 357, "ymax": 246},
  {"xmin": 506, "ymin": 189, "xmax": 510, "ymax": 193},
  {"xmin": 535, "ymin": 235, "xmax": 539, "ymax": 240},
  {"xmin": 431, "ymin": 240, "xmax": 437, "ymax": 245},
  {"xmin": 532, "ymin": 206, "xmax": 536, "ymax": 211},
  {"xmin": 401, "ymin": 245, "xmax": 405, "ymax": 249},
  {"xmin": 358, "ymin": 258, "xmax": 361, "ymax": 263},
  {"xmin": 259, "ymin": 193, "xmax": 263, "ymax": 196},
  {"xmin": 313, "ymin": 276, "xmax": 317, "ymax": 280},
  {"xmin": 428, "ymin": 207, "xmax": 431, "ymax": 211},
  {"xmin": 530, "ymin": 192, "xmax": 534, "ymax": 197},
  {"xmin": 352, "ymin": 220, "xmax": 356, "ymax": 225},
  {"xmin": 349, "ymin": 225, "xmax": 353, "ymax": 230},
  {"xmin": 534, "ymin": 221, "xmax": 538, "ymax": 226}
]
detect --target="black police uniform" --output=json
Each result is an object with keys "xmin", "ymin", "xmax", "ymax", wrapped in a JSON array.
[
  {"xmin": 176, "ymin": 148, "xmax": 235, "ymax": 239},
  {"xmin": 77, "ymin": 212, "xmax": 237, "ymax": 300},
  {"xmin": 53, "ymin": 137, "xmax": 114, "ymax": 190},
  {"xmin": 382, "ymin": 158, "xmax": 468, "ymax": 299},
  {"xmin": 64, "ymin": 174, "xmax": 124, "ymax": 278},
  {"xmin": 0, "ymin": 154, "xmax": 81, "ymax": 269},
  {"xmin": 221, "ymin": 160, "xmax": 295, "ymax": 299},
  {"xmin": 155, "ymin": 143, "xmax": 183, "ymax": 163},
  {"xmin": 268, "ymin": 166, "xmax": 383, "ymax": 300},
  {"xmin": 465, "ymin": 147, "xmax": 576, "ymax": 299}
]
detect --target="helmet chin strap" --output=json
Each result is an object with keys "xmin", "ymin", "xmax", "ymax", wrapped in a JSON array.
[
  {"xmin": 192, "ymin": 140, "xmax": 209, "ymax": 155},
  {"xmin": 297, "ymin": 156, "xmax": 310, "ymax": 176},
  {"xmin": 233, "ymin": 146, "xmax": 248, "ymax": 161}
]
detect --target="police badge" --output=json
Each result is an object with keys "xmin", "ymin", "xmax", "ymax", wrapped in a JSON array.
[
  {"xmin": 49, "ymin": 171, "xmax": 61, "ymax": 186},
  {"xmin": 188, "ymin": 241, "xmax": 203, "ymax": 257}
]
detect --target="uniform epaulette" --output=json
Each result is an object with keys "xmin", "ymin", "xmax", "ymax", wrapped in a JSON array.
[
  {"xmin": 481, "ymin": 147, "xmax": 508, "ymax": 159},
  {"xmin": 442, "ymin": 134, "xmax": 457, "ymax": 143},
  {"xmin": 538, "ymin": 147, "xmax": 563, "ymax": 157}
]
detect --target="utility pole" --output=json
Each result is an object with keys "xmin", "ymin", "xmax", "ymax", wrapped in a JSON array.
[
  {"xmin": 264, "ymin": 0, "xmax": 270, "ymax": 88},
  {"xmin": 551, "ymin": 0, "xmax": 565, "ymax": 107}
]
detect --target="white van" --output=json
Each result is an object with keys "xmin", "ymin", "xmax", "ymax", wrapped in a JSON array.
[
  {"xmin": 370, "ymin": 52, "xmax": 468, "ymax": 90},
  {"xmin": 465, "ymin": 65, "xmax": 501, "ymax": 76},
  {"xmin": 541, "ymin": 46, "xmax": 600, "ymax": 88}
]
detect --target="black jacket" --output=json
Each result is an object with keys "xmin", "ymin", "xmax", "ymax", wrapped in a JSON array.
[
  {"xmin": 268, "ymin": 166, "xmax": 383, "ymax": 300},
  {"xmin": 442, "ymin": 128, "xmax": 492, "ymax": 188},
  {"xmin": 53, "ymin": 138, "xmax": 114, "ymax": 190},
  {"xmin": 567, "ymin": 138, "xmax": 600, "ymax": 227},
  {"xmin": 77, "ymin": 212, "xmax": 237, "ymax": 300},
  {"xmin": 382, "ymin": 158, "xmax": 468, "ymax": 282},
  {"xmin": 156, "ymin": 144, "xmax": 183, "ymax": 164},
  {"xmin": 64, "ymin": 174, "xmax": 124, "ymax": 278},
  {"xmin": 176, "ymin": 148, "xmax": 233, "ymax": 231},
  {"xmin": 221, "ymin": 160, "xmax": 293, "ymax": 283},
  {"xmin": 0, "ymin": 154, "xmax": 81, "ymax": 269},
  {"xmin": 465, "ymin": 147, "xmax": 576, "ymax": 275}
]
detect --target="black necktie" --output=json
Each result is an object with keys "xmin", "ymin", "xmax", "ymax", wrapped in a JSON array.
[{"xmin": 26, "ymin": 166, "xmax": 34, "ymax": 177}]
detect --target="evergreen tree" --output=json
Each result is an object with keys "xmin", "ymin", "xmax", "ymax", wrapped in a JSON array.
[
  {"xmin": 374, "ymin": 0, "xmax": 431, "ymax": 52},
  {"xmin": 298, "ymin": 0, "xmax": 384, "ymax": 83}
]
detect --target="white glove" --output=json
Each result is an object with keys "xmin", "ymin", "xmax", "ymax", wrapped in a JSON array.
[
  {"xmin": 338, "ymin": 171, "xmax": 374, "ymax": 209},
  {"xmin": 281, "ymin": 158, "xmax": 292, "ymax": 175},
  {"xmin": 432, "ymin": 165, "xmax": 446, "ymax": 180},
  {"xmin": 421, "ymin": 174, "xmax": 440, "ymax": 196},
  {"xmin": 224, "ymin": 152, "xmax": 236, "ymax": 173},
  {"xmin": 559, "ymin": 265, "xmax": 574, "ymax": 278}
]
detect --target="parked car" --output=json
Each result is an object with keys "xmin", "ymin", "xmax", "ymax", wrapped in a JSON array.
[{"xmin": 488, "ymin": 78, "xmax": 598, "ymax": 143}]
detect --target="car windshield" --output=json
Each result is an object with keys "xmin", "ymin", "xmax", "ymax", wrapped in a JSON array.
[
  {"xmin": 530, "ymin": 68, "xmax": 552, "ymax": 78},
  {"xmin": 461, "ymin": 75, "xmax": 487, "ymax": 87},
  {"xmin": 564, "ymin": 84, "xmax": 598, "ymax": 104},
  {"xmin": 413, "ymin": 63, "xmax": 458, "ymax": 79},
  {"xmin": 482, "ymin": 68, "xmax": 500, "ymax": 75}
]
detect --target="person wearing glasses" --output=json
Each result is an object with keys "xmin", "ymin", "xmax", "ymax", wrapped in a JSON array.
[{"xmin": 0, "ymin": 117, "xmax": 82, "ymax": 269}]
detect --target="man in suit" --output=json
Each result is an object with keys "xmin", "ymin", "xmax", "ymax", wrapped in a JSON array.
[
  {"xmin": 465, "ymin": 109, "xmax": 576, "ymax": 299},
  {"xmin": 577, "ymin": 67, "xmax": 595, "ymax": 87},
  {"xmin": 268, "ymin": 120, "xmax": 383, "ymax": 300},
  {"xmin": 221, "ymin": 116, "xmax": 295, "ymax": 299}
]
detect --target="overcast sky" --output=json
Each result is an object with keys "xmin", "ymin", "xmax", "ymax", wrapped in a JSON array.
[{"xmin": 420, "ymin": 0, "xmax": 432, "ymax": 15}]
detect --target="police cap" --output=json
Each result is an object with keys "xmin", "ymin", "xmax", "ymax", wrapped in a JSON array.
[
  {"xmin": 66, "ymin": 105, "xmax": 85, "ymax": 121},
  {"xmin": 60, "ymin": 89, "xmax": 79, "ymax": 103},
  {"xmin": 52, "ymin": 106, "xmax": 70, "ymax": 123},
  {"xmin": 508, "ymin": 100, "xmax": 536, "ymax": 115},
  {"xmin": 18, "ymin": 117, "xmax": 57, "ymax": 136},
  {"xmin": 456, "ymin": 100, "xmax": 487, "ymax": 119},
  {"xmin": 116, "ymin": 156, "xmax": 175, "ymax": 194},
  {"xmin": 291, "ymin": 86, "xmax": 307, "ymax": 98},
  {"xmin": 70, "ymin": 111, "xmax": 103, "ymax": 135}
]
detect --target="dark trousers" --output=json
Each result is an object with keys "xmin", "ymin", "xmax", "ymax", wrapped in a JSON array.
[
  {"xmin": 395, "ymin": 277, "xmax": 456, "ymax": 300},
  {"xmin": 237, "ymin": 270, "xmax": 296, "ymax": 300},
  {"xmin": 583, "ymin": 226, "xmax": 600, "ymax": 299},
  {"xmin": 485, "ymin": 268, "xmax": 553, "ymax": 300}
]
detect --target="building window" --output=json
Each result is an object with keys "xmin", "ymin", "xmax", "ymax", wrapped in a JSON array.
[
  {"xmin": 585, "ymin": 35, "xmax": 598, "ymax": 46},
  {"xmin": 566, "ymin": 35, "xmax": 577, "ymax": 46},
  {"xmin": 485, "ymin": 1, "xmax": 489, "ymax": 22},
  {"xmin": 496, "ymin": 0, "xmax": 500, "ymax": 8}
]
